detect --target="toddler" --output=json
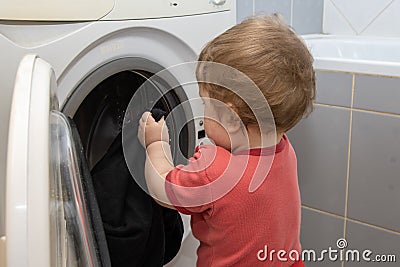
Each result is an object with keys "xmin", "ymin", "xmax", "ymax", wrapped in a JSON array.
[{"xmin": 138, "ymin": 14, "xmax": 315, "ymax": 267}]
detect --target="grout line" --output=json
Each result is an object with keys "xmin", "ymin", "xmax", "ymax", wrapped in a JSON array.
[
  {"xmin": 342, "ymin": 251, "xmax": 345, "ymax": 267},
  {"xmin": 342, "ymin": 250, "xmax": 345, "ymax": 267},
  {"xmin": 344, "ymin": 79, "xmax": 354, "ymax": 262},
  {"xmin": 345, "ymin": 217, "xmax": 400, "ymax": 236},
  {"xmin": 342, "ymin": 245, "xmax": 345, "ymax": 267},
  {"xmin": 317, "ymin": 69, "xmax": 400, "ymax": 79},
  {"xmin": 301, "ymin": 205, "xmax": 345, "ymax": 220},
  {"xmin": 302, "ymin": 205, "xmax": 400, "ymax": 235},
  {"xmin": 321, "ymin": 0, "xmax": 325, "ymax": 33},
  {"xmin": 314, "ymin": 103, "xmax": 351, "ymax": 111},
  {"xmin": 343, "ymin": 74, "xmax": 355, "ymax": 240},
  {"xmin": 329, "ymin": 0, "xmax": 358, "ymax": 35},
  {"xmin": 314, "ymin": 103, "xmax": 400, "ymax": 118},
  {"xmin": 343, "ymin": 105, "xmax": 400, "ymax": 117},
  {"xmin": 359, "ymin": 0, "xmax": 395, "ymax": 35},
  {"xmin": 290, "ymin": 0, "xmax": 294, "ymax": 26}
]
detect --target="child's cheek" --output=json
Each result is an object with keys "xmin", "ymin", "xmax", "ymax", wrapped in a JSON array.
[{"xmin": 204, "ymin": 118, "xmax": 231, "ymax": 149}]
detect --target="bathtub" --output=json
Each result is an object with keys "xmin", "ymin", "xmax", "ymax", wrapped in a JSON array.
[{"xmin": 302, "ymin": 35, "xmax": 400, "ymax": 77}]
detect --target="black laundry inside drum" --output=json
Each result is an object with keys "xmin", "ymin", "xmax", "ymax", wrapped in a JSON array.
[
  {"xmin": 73, "ymin": 71, "xmax": 185, "ymax": 267},
  {"xmin": 151, "ymin": 108, "xmax": 167, "ymax": 122},
  {"xmin": 74, "ymin": 71, "xmax": 189, "ymax": 169},
  {"xmin": 91, "ymin": 132, "xmax": 183, "ymax": 267}
]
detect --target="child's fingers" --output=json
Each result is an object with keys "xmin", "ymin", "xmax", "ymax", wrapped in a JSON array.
[
  {"xmin": 140, "ymin": 111, "xmax": 156, "ymax": 124},
  {"xmin": 159, "ymin": 116, "xmax": 168, "ymax": 130},
  {"xmin": 160, "ymin": 116, "xmax": 170, "ymax": 142},
  {"xmin": 137, "ymin": 121, "xmax": 145, "ymax": 147},
  {"xmin": 140, "ymin": 111, "xmax": 150, "ymax": 123}
]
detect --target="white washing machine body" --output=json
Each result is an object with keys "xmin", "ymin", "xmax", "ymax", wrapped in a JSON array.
[{"xmin": 0, "ymin": 2, "xmax": 236, "ymax": 267}]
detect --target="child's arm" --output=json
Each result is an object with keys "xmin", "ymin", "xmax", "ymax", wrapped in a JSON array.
[{"xmin": 138, "ymin": 112, "xmax": 176, "ymax": 209}]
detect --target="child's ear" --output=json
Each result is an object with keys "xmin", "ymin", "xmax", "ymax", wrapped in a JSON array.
[{"xmin": 221, "ymin": 102, "xmax": 242, "ymax": 133}]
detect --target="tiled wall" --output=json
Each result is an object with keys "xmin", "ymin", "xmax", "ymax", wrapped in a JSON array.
[
  {"xmin": 237, "ymin": 0, "xmax": 400, "ymax": 37},
  {"xmin": 236, "ymin": 0, "xmax": 324, "ymax": 34},
  {"xmin": 288, "ymin": 71, "xmax": 400, "ymax": 266},
  {"xmin": 324, "ymin": 0, "xmax": 400, "ymax": 37}
]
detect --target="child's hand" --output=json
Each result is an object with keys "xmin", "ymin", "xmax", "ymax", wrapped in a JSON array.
[{"xmin": 138, "ymin": 111, "xmax": 170, "ymax": 148}]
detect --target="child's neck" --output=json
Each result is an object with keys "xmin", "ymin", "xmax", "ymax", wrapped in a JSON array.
[{"xmin": 231, "ymin": 125, "xmax": 283, "ymax": 153}]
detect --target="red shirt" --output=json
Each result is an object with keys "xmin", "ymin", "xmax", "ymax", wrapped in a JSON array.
[{"xmin": 166, "ymin": 135, "xmax": 302, "ymax": 266}]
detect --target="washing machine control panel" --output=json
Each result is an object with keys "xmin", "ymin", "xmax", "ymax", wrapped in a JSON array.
[
  {"xmin": 102, "ymin": 0, "xmax": 234, "ymax": 20},
  {"xmin": 0, "ymin": 0, "xmax": 233, "ymax": 21}
]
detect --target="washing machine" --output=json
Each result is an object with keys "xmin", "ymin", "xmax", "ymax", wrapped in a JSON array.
[{"xmin": 0, "ymin": 1, "xmax": 236, "ymax": 266}]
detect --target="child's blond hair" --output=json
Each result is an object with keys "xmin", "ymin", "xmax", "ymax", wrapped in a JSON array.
[{"xmin": 197, "ymin": 14, "xmax": 316, "ymax": 133}]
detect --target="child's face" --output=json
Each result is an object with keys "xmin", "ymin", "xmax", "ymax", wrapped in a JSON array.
[{"xmin": 199, "ymin": 87, "xmax": 232, "ymax": 151}]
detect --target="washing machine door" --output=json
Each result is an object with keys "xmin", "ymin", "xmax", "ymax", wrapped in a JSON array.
[{"xmin": 6, "ymin": 55, "xmax": 101, "ymax": 267}]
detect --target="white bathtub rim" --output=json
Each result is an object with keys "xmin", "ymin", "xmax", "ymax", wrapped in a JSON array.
[
  {"xmin": 301, "ymin": 34, "xmax": 400, "ymax": 77},
  {"xmin": 301, "ymin": 33, "xmax": 400, "ymax": 42},
  {"xmin": 313, "ymin": 57, "xmax": 400, "ymax": 77}
]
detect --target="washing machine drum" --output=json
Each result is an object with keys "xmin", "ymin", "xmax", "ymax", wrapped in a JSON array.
[{"xmin": 73, "ymin": 71, "xmax": 186, "ymax": 267}]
